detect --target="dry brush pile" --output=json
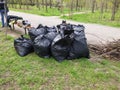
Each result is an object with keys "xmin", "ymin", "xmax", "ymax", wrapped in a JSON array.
[{"xmin": 89, "ymin": 39, "xmax": 120, "ymax": 60}]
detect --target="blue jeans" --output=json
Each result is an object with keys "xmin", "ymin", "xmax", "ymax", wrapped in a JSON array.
[{"xmin": 0, "ymin": 10, "xmax": 5, "ymax": 27}]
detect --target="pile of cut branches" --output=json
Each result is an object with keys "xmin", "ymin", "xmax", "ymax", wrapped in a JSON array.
[{"xmin": 89, "ymin": 39, "xmax": 120, "ymax": 60}]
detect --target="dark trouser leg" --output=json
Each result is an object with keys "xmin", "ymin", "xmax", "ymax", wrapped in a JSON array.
[{"xmin": 0, "ymin": 11, "xmax": 5, "ymax": 27}]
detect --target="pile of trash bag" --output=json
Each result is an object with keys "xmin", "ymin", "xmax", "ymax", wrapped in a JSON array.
[
  {"xmin": 14, "ymin": 21, "xmax": 90, "ymax": 62},
  {"xmin": 33, "ymin": 26, "xmax": 58, "ymax": 58}
]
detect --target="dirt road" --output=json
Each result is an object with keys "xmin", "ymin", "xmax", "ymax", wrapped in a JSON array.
[{"xmin": 8, "ymin": 11, "xmax": 120, "ymax": 44}]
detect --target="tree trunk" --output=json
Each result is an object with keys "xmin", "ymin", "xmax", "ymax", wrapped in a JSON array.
[
  {"xmin": 19, "ymin": 0, "xmax": 22, "ymax": 9},
  {"xmin": 100, "ymin": 0, "xmax": 104, "ymax": 14},
  {"xmin": 26, "ymin": 1, "xmax": 29, "ymax": 10},
  {"xmin": 36, "ymin": 0, "xmax": 40, "ymax": 10},
  {"xmin": 36, "ymin": 0, "xmax": 39, "ymax": 8},
  {"xmin": 49, "ymin": 0, "xmax": 52, "ymax": 8},
  {"xmin": 45, "ymin": 0, "xmax": 48, "ymax": 12},
  {"xmin": 76, "ymin": 0, "xmax": 79, "ymax": 11},
  {"xmin": 60, "ymin": 0, "xmax": 64, "ymax": 13},
  {"xmin": 42, "ymin": 0, "xmax": 44, "ymax": 9},
  {"xmin": 11, "ymin": 2, "xmax": 14, "ymax": 8},
  {"xmin": 91, "ymin": 0, "xmax": 96, "ymax": 13},
  {"xmin": 105, "ymin": 0, "xmax": 108, "ymax": 12},
  {"xmin": 111, "ymin": 0, "xmax": 118, "ymax": 21},
  {"xmin": 69, "ymin": 0, "xmax": 74, "ymax": 19}
]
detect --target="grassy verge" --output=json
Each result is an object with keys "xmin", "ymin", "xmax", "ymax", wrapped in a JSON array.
[
  {"xmin": 10, "ymin": 6, "xmax": 61, "ymax": 16},
  {"xmin": 9, "ymin": 4, "xmax": 87, "ymax": 16},
  {"xmin": 0, "ymin": 31, "xmax": 120, "ymax": 90},
  {"xmin": 10, "ymin": 5, "xmax": 76, "ymax": 16},
  {"xmin": 62, "ymin": 11, "xmax": 120, "ymax": 27}
]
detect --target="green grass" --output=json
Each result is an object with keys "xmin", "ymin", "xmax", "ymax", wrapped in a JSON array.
[
  {"xmin": 9, "ymin": 5, "xmax": 74, "ymax": 16},
  {"xmin": 62, "ymin": 11, "xmax": 120, "ymax": 27},
  {"xmin": 9, "ymin": 4, "xmax": 86, "ymax": 16},
  {"xmin": 0, "ymin": 31, "xmax": 120, "ymax": 90},
  {"xmin": 10, "ymin": 6, "xmax": 61, "ymax": 16}
]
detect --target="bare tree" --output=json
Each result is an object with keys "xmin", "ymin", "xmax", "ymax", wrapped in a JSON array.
[
  {"xmin": 49, "ymin": 0, "xmax": 52, "ymax": 8},
  {"xmin": 105, "ymin": 0, "xmax": 108, "ymax": 12},
  {"xmin": 36, "ymin": 0, "xmax": 40, "ymax": 10},
  {"xmin": 111, "ymin": 0, "xmax": 119, "ymax": 21},
  {"xmin": 76, "ymin": 0, "xmax": 79, "ymax": 11},
  {"xmin": 91, "ymin": 0, "xmax": 96, "ymax": 13},
  {"xmin": 45, "ymin": 0, "xmax": 48, "ymax": 12},
  {"xmin": 42, "ymin": 0, "xmax": 45, "ymax": 9},
  {"xmin": 100, "ymin": 0, "xmax": 104, "ymax": 14},
  {"xmin": 69, "ymin": 0, "xmax": 74, "ymax": 19},
  {"xmin": 26, "ymin": 0, "xmax": 29, "ymax": 9},
  {"xmin": 18, "ymin": 0, "xmax": 22, "ymax": 9}
]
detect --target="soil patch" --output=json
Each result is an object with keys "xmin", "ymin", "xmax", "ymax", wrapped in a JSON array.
[{"xmin": 0, "ymin": 27, "xmax": 23, "ymax": 38}]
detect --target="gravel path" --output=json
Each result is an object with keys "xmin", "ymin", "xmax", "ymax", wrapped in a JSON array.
[{"xmin": 8, "ymin": 11, "xmax": 120, "ymax": 44}]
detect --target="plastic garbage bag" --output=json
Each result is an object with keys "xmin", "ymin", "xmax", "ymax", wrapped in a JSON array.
[
  {"xmin": 14, "ymin": 35, "xmax": 34, "ymax": 56},
  {"xmin": 67, "ymin": 25, "xmax": 90, "ymax": 60},
  {"xmin": 45, "ymin": 26, "xmax": 58, "ymax": 41},
  {"xmin": 57, "ymin": 23, "xmax": 74, "ymax": 38},
  {"xmin": 45, "ymin": 32, "xmax": 58, "ymax": 41},
  {"xmin": 36, "ymin": 24, "xmax": 43, "ymax": 29},
  {"xmin": 46, "ymin": 26, "xmax": 57, "ymax": 32},
  {"xmin": 51, "ymin": 34, "xmax": 73, "ymax": 62},
  {"xmin": 33, "ymin": 35, "xmax": 51, "ymax": 58},
  {"xmin": 67, "ymin": 39, "xmax": 90, "ymax": 60},
  {"xmin": 28, "ymin": 27, "xmax": 47, "ymax": 41},
  {"xmin": 33, "ymin": 26, "xmax": 58, "ymax": 58}
]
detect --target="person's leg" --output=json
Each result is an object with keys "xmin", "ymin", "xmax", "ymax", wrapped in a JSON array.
[{"xmin": 0, "ymin": 10, "xmax": 5, "ymax": 27}]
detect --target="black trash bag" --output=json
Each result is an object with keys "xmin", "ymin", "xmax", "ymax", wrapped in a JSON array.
[
  {"xmin": 44, "ymin": 26, "xmax": 58, "ymax": 41},
  {"xmin": 28, "ymin": 26, "xmax": 47, "ymax": 41},
  {"xmin": 14, "ymin": 35, "xmax": 34, "ymax": 57},
  {"xmin": 56, "ymin": 20, "xmax": 67, "ymax": 30},
  {"xmin": 46, "ymin": 26, "xmax": 57, "ymax": 32},
  {"xmin": 67, "ymin": 25, "xmax": 90, "ymax": 60},
  {"xmin": 57, "ymin": 21, "xmax": 73, "ymax": 31},
  {"xmin": 57, "ymin": 23, "xmax": 73, "ymax": 38},
  {"xmin": 67, "ymin": 39, "xmax": 90, "ymax": 60},
  {"xmin": 45, "ymin": 32, "xmax": 58, "ymax": 41},
  {"xmin": 36, "ymin": 24, "xmax": 43, "ymax": 29},
  {"xmin": 33, "ymin": 35, "xmax": 51, "ymax": 58},
  {"xmin": 51, "ymin": 34, "xmax": 73, "ymax": 62}
]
